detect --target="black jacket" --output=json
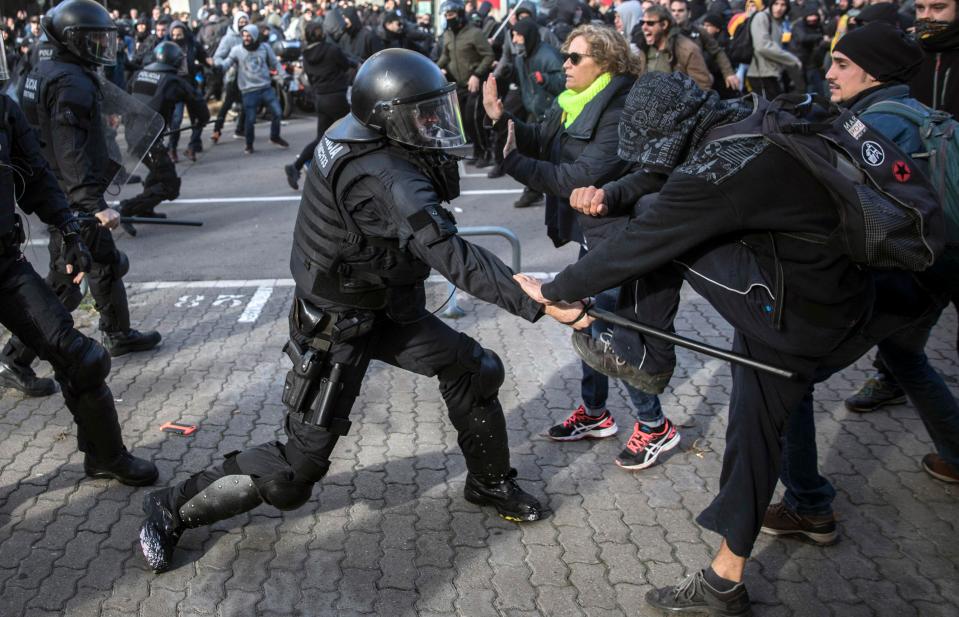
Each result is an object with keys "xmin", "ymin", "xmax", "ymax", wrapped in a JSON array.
[
  {"xmin": 302, "ymin": 39, "xmax": 354, "ymax": 94},
  {"xmin": 502, "ymin": 73, "xmax": 636, "ymax": 248},
  {"xmin": 910, "ymin": 22, "xmax": 959, "ymax": 117},
  {"xmin": 340, "ymin": 8, "xmax": 384, "ymax": 61},
  {"xmin": 542, "ymin": 141, "xmax": 872, "ymax": 335},
  {"xmin": 0, "ymin": 94, "xmax": 73, "ymax": 248},
  {"xmin": 20, "ymin": 53, "xmax": 111, "ymax": 214}
]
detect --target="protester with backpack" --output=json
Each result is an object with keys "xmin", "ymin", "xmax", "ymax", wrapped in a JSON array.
[
  {"xmin": 513, "ymin": 70, "xmax": 947, "ymax": 614},
  {"xmin": 745, "ymin": 0, "xmax": 802, "ymax": 98},
  {"xmin": 804, "ymin": 24, "xmax": 959, "ymax": 486}
]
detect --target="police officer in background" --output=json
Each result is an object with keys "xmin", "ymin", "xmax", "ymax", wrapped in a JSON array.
[
  {"xmin": 139, "ymin": 49, "xmax": 585, "ymax": 573},
  {"xmin": 0, "ymin": 0, "xmax": 161, "ymax": 397},
  {"xmin": 0, "ymin": 87, "xmax": 158, "ymax": 486},
  {"xmin": 118, "ymin": 41, "xmax": 210, "ymax": 235}
]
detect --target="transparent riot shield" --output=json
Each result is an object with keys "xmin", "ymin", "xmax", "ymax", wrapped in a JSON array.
[{"xmin": 97, "ymin": 74, "xmax": 165, "ymax": 194}]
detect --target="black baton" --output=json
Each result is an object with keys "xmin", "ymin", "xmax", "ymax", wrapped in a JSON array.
[
  {"xmin": 586, "ymin": 306, "xmax": 799, "ymax": 380},
  {"xmin": 122, "ymin": 216, "xmax": 203, "ymax": 227}
]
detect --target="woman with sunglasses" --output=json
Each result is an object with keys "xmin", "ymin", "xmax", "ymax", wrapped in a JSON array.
[{"xmin": 482, "ymin": 25, "xmax": 681, "ymax": 470}]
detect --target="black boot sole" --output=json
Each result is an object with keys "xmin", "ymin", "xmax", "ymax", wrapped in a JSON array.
[
  {"xmin": 0, "ymin": 376, "xmax": 58, "ymax": 397},
  {"xmin": 463, "ymin": 485, "xmax": 548, "ymax": 522},
  {"xmin": 85, "ymin": 465, "xmax": 159, "ymax": 487},
  {"xmin": 107, "ymin": 340, "xmax": 162, "ymax": 358},
  {"xmin": 139, "ymin": 493, "xmax": 180, "ymax": 573}
]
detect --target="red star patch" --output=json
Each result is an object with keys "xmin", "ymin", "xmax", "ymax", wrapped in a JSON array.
[{"xmin": 892, "ymin": 160, "xmax": 912, "ymax": 183}]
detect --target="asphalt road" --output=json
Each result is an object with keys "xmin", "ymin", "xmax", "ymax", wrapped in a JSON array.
[{"xmin": 21, "ymin": 111, "xmax": 580, "ymax": 283}]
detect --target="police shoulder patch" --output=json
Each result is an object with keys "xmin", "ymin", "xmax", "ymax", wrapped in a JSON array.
[{"xmin": 314, "ymin": 136, "xmax": 350, "ymax": 178}]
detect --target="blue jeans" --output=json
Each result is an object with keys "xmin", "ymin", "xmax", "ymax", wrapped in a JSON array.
[
  {"xmin": 781, "ymin": 285, "xmax": 959, "ymax": 515},
  {"xmin": 582, "ymin": 286, "xmax": 664, "ymax": 426},
  {"xmin": 241, "ymin": 86, "xmax": 282, "ymax": 148}
]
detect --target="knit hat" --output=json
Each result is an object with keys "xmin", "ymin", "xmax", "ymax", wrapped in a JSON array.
[
  {"xmin": 834, "ymin": 22, "xmax": 924, "ymax": 83},
  {"xmin": 701, "ymin": 12, "xmax": 725, "ymax": 30}
]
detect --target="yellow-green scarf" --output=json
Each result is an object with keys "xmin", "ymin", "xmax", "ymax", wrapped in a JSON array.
[{"xmin": 556, "ymin": 72, "xmax": 612, "ymax": 128}]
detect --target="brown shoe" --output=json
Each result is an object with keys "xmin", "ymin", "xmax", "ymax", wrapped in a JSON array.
[
  {"xmin": 210, "ymin": 130, "xmax": 221, "ymax": 144},
  {"xmin": 922, "ymin": 453, "xmax": 959, "ymax": 483},
  {"xmin": 760, "ymin": 501, "xmax": 838, "ymax": 546}
]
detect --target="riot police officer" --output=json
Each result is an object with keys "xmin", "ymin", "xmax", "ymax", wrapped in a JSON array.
[
  {"xmin": 118, "ymin": 41, "xmax": 210, "ymax": 233},
  {"xmin": 0, "ymin": 88, "xmax": 158, "ymax": 486},
  {"xmin": 0, "ymin": 0, "xmax": 161, "ymax": 397},
  {"xmin": 140, "ymin": 48, "xmax": 583, "ymax": 573}
]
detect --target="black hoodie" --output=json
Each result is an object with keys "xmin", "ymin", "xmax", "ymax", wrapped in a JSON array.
[{"xmin": 340, "ymin": 7, "xmax": 384, "ymax": 60}]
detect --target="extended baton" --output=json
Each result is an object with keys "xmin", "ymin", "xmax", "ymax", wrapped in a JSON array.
[
  {"xmin": 159, "ymin": 122, "xmax": 210, "ymax": 138},
  {"xmin": 586, "ymin": 306, "xmax": 799, "ymax": 380},
  {"xmin": 490, "ymin": 3, "xmax": 520, "ymax": 41},
  {"xmin": 77, "ymin": 213, "xmax": 203, "ymax": 227}
]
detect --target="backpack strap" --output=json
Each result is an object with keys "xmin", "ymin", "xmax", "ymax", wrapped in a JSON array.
[{"xmin": 862, "ymin": 100, "xmax": 927, "ymax": 125}]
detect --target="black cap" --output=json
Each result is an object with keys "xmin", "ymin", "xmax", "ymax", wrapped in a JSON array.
[{"xmin": 834, "ymin": 22, "xmax": 923, "ymax": 83}]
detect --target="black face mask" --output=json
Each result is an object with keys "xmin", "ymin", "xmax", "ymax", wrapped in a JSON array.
[
  {"xmin": 446, "ymin": 16, "xmax": 463, "ymax": 32},
  {"xmin": 136, "ymin": 29, "xmax": 150, "ymax": 41},
  {"xmin": 243, "ymin": 38, "xmax": 260, "ymax": 50},
  {"xmin": 413, "ymin": 150, "xmax": 461, "ymax": 202}
]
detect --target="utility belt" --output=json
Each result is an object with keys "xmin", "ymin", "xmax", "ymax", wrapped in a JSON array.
[
  {"xmin": 280, "ymin": 299, "xmax": 375, "ymax": 435},
  {"xmin": 0, "ymin": 214, "xmax": 26, "ymax": 256}
]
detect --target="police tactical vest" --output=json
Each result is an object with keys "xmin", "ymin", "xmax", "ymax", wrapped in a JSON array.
[
  {"xmin": 130, "ymin": 67, "xmax": 180, "ymax": 124},
  {"xmin": 291, "ymin": 136, "xmax": 432, "ymax": 309}
]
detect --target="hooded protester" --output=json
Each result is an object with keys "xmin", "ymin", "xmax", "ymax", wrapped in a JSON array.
[
  {"xmin": 789, "ymin": 4, "xmax": 830, "ymax": 95},
  {"xmin": 746, "ymin": 0, "xmax": 803, "ymax": 98},
  {"xmin": 283, "ymin": 20, "xmax": 357, "ymax": 190},
  {"xmin": 511, "ymin": 17, "xmax": 565, "ymax": 121},
  {"xmin": 512, "ymin": 71, "xmax": 945, "ymax": 615},
  {"xmin": 211, "ymin": 10, "xmax": 250, "ymax": 142},
  {"xmin": 216, "ymin": 22, "xmax": 287, "ymax": 153},
  {"xmin": 340, "ymin": 6, "xmax": 383, "ymax": 61},
  {"xmin": 167, "ymin": 21, "xmax": 210, "ymax": 161},
  {"xmin": 615, "ymin": 0, "xmax": 644, "ymax": 51},
  {"xmin": 910, "ymin": 0, "xmax": 959, "ymax": 117}
]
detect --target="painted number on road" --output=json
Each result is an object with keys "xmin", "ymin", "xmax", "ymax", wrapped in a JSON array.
[
  {"xmin": 175, "ymin": 295, "xmax": 205, "ymax": 308},
  {"xmin": 212, "ymin": 294, "xmax": 246, "ymax": 308}
]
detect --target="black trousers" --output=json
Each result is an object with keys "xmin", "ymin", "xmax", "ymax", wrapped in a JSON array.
[
  {"xmin": 613, "ymin": 241, "xmax": 922, "ymax": 557},
  {"xmin": 119, "ymin": 144, "xmax": 181, "ymax": 216},
  {"xmin": 746, "ymin": 76, "xmax": 783, "ymax": 100},
  {"xmin": 213, "ymin": 76, "xmax": 245, "ymax": 134},
  {"xmin": 457, "ymin": 85, "xmax": 490, "ymax": 157},
  {"xmin": 165, "ymin": 292, "xmax": 514, "ymax": 513},
  {"xmin": 0, "ymin": 256, "xmax": 124, "ymax": 460},
  {"xmin": 294, "ymin": 91, "xmax": 351, "ymax": 171},
  {"xmin": 2, "ymin": 222, "xmax": 131, "ymax": 367}
]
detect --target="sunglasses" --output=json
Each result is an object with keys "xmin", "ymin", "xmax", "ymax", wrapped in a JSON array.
[
  {"xmin": 640, "ymin": 19, "xmax": 665, "ymax": 25},
  {"xmin": 561, "ymin": 52, "xmax": 593, "ymax": 65}
]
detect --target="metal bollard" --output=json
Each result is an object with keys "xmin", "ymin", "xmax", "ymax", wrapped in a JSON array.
[{"xmin": 442, "ymin": 226, "xmax": 522, "ymax": 319}]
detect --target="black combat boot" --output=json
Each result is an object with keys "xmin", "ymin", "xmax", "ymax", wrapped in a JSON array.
[
  {"xmin": 140, "ymin": 488, "xmax": 184, "ymax": 573},
  {"xmin": 464, "ymin": 469, "xmax": 548, "ymax": 522},
  {"xmin": 0, "ymin": 358, "xmax": 57, "ymax": 397},
  {"xmin": 103, "ymin": 329, "xmax": 162, "ymax": 357},
  {"xmin": 84, "ymin": 448, "xmax": 159, "ymax": 486},
  {"xmin": 140, "ymin": 475, "xmax": 262, "ymax": 572}
]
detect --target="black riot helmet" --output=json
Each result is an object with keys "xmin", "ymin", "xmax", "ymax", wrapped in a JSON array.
[
  {"xmin": 440, "ymin": 0, "xmax": 466, "ymax": 17},
  {"xmin": 350, "ymin": 48, "xmax": 467, "ymax": 149},
  {"xmin": 147, "ymin": 41, "xmax": 184, "ymax": 71},
  {"xmin": 41, "ymin": 0, "xmax": 118, "ymax": 66}
]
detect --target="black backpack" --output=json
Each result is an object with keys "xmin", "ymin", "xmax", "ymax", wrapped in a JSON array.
[
  {"xmin": 706, "ymin": 94, "xmax": 946, "ymax": 271},
  {"xmin": 727, "ymin": 12, "xmax": 768, "ymax": 67}
]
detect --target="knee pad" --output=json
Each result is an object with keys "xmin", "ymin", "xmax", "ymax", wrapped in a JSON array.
[
  {"xmin": 58, "ymin": 331, "xmax": 111, "ymax": 386},
  {"xmin": 257, "ymin": 472, "xmax": 314, "ymax": 511},
  {"xmin": 472, "ymin": 348, "xmax": 504, "ymax": 401}
]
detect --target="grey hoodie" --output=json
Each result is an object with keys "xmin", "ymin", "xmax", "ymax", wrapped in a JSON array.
[
  {"xmin": 617, "ymin": 1, "xmax": 643, "ymax": 42},
  {"xmin": 217, "ymin": 25, "xmax": 278, "ymax": 93}
]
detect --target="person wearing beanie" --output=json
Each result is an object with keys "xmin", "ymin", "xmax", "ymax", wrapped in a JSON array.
[
  {"xmin": 761, "ymin": 21, "xmax": 959, "ymax": 549},
  {"xmin": 910, "ymin": 0, "xmax": 959, "ymax": 117}
]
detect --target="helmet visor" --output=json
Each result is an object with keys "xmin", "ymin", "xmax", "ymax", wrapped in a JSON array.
[
  {"xmin": 81, "ymin": 28, "xmax": 118, "ymax": 65},
  {"xmin": 386, "ymin": 90, "xmax": 467, "ymax": 149}
]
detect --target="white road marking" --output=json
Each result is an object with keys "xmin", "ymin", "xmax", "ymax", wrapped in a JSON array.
[
  {"xmin": 238, "ymin": 286, "xmax": 274, "ymax": 323},
  {"xmin": 131, "ymin": 273, "xmax": 559, "ymax": 291},
  {"xmin": 458, "ymin": 160, "xmax": 495, "ymax": 178}
]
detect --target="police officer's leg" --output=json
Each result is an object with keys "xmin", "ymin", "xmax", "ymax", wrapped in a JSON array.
[
  {"xmin": 118, "ymin": 148, "xmax": 174, "ymax": 219},
  {"xmin": 374, "ymin": 314, "xmax": 546, "ymax": 521},
  {"xmin": 0, "ymin": 259, "xmax": 156, "ymax": 484},
  {"xmin": 140, "ymin": 297, "xmax": 376, "ymax": 571}
]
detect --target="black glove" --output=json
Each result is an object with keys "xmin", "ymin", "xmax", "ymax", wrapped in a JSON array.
[{"xmin": 56, "ymin": 218, "xmax": 93, "ymax": 277}]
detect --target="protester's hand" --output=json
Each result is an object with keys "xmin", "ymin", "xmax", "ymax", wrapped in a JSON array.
[
  {"xmin": 482, "ymin": 73, "xmax": 504, "ymax": 122},
  {"xmin": 467, "ymin": 74, "xmax": 481, "ymax": 93},
  {"xmin": 513, "ymin": 273, "xmax": 549, "ymax": 304},
  {"xmin": 546, "ymin": 301, "xmax": 595, "ymax": 330},
  {"xmin": 504, "ymin": 120, "xmax": 517, "ymax": 159},
  {"xmin": 569, "ymin": 186, "xmax": 608, "ymax": 217},
  {"xmin": 724, "ymin": 74, "xmax": 741, "ymax": 91},
  {"xmin": 95, "ymin": 208, "xmax": 121, "ymax": 230},
  {"xmin": 205, "ymin": 57, "xmax": 214, "ymax": 65}
]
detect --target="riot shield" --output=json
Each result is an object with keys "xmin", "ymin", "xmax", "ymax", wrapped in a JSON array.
[{"xmin": 97, "ymin": 74, "xmax": 165, "ymax": 194}]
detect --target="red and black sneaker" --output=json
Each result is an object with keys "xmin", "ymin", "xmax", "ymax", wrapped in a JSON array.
[
  {"xmin": 615, "ymin": 419, "xmax": 680, "ymax": 470},
  {"xmin": 546, "ymin": 405, "xmax": 618, "ymax": 441}
]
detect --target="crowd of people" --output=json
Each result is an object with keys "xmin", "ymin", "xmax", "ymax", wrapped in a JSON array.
[{"xmin": 0, "ymin": 0, "xmax": 957, "ymax": 615}]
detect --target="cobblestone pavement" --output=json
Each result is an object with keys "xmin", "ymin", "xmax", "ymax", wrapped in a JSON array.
[{"xmin": 1, "ymin": 282, "xmax": 957, "ymax": 617}]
